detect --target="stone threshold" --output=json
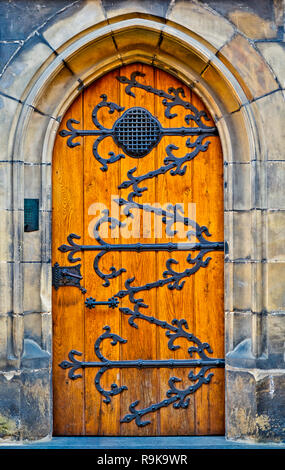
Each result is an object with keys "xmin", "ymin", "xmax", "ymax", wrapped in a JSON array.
[{"xmin": 0, "ymin": 435, "xmax": 285, "ymax": 449}]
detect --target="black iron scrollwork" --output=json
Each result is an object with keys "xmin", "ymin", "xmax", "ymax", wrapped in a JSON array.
[
  {"xmin": 59, "ymin": 71, "xmax": 217, "ymax": 174},
  {"xmin": 59, "ymin": 321, "xmax": 224, "ymax": 426},
  {"xmin": 59, "ymin": 94, "xmax": 125, "ymax": 172},
  {"xmin": 58, "ymin": 207, "xmax": 223, "ymax": 292},
  {"xmin": 117, "ymin": 70, "xmax": 215, "ymax": 126},
  {"xmin": 58, "ymin": 70, "xmax": 224, "ymax": 427}
]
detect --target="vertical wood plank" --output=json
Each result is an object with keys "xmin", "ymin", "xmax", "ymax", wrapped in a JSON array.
[
  {"xmin": 119, "ymin": 63, "xmax": 158, "ymax": 436},
  {"xmin": 154, "ymin": 69, "xmax": 196, "ymax": 435},
  {"xmin": 52, "ymin": 93, "xmax": 85, "ymax": 435},
  {"xmin": 83, "ymin": 70, "xmax": 122, "ymax": 436},
  {"xmin": 191, "ymin": 92, "xmax": 224, "ymax": 435}
]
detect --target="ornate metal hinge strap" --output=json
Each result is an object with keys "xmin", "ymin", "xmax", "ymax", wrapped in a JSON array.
[
  {"xmin": 117, "ymin": 71, "xmax": 213, "ymax": 126},
  {"xmin": 58, "ymin": 207, "xmax": 223, "ymax": 290},
  {"xmin": 59, "ymin": 71, "xmax": 218, "ymax": 174},
  {"xmin": 60, "ymin": 322, "xmax": 225, "ymax": 427},
  {"xmin": 58, "ymin": 232, "xmax": 223, "ymax": 292}
]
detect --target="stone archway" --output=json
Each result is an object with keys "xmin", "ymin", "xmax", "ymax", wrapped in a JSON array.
[{"xmin": 0, "ymin": 4, "xmax": 282, "ymax": 442}]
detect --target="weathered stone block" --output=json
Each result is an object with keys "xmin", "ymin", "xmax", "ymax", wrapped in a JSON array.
[
  {"xmin": 226, "ymin": 368, "xmax": 285, "ymax": 441},
  {"xmin": 218, "ymin": 34, "xmax": 279, "ymax": 100},
  {"xmin": 229, "ymin": 163, "xmax": 251, "ymax": 210},
  {"xmin": 251, "ymin": 262, "xmax": 267, "ymax": 315},
  {"xmin": 24, "ymin": 164, "xmax": 41, "ymax": 199},
  {"xmin": 201, "ymin": 64, "xmax": 241, "ymax": 114},
  {"xmin": 20, "ymin": 369, "xmax": 51, "ymax": 440},
  {"xmin": 267, "ymin": 211, "xmax": 285, "ymax": 261},
  {"xmin": 256, "ymin": 374, "xmax": 285, "ymax": 440},
  {"xmin": 41, "ymin": 312, "xmax": 52, "ymax": 354},
  {"xmin": 225, "ymin": 210, "xmax": 266, "ymax": 261},
  {"xmin": 0, "ymin": 42, "xmax": 20, "ymax": 75},
  {"xmin": 233, "ymin": 262, "xmax": 252, "ymax": 311},
  {"xmin": 0, "ymin": 315, "xmax": 8, "ymax": 368},
  {"xmin": 257, "ymin": 42, "xmax": 285, "ymax": 89},
  {"xmin": 267, "ymin": 313, "xmax": 285, "ymax": 366},
  {"xmin": 23, "ymin": 313, "xmax": 42, "ymax": 347},
  {"xmin": 65, "ymin": 35, "xmax": 118, "ymax": 79},
  {"xmin": 267, "ymin": 262, "xmax": 285, "ymax": 310},
  {"xmin": 218, "ymin": 107, "xmax": 252, "ymax": 163},
  {"xmin": 231, "ymin": 211, "xmax": 252, "ymax": 260},
  {"xmin": 41, "ymin": 0, "xmax": 105, "ymax": 51},
  {"xmin": 250, "ymin": 160, "xmax": 266, "ymax": 210},
  {"xmin": 226, "ymin": 368, "xmax": 256, "ymax": 439},
  {"xmin": 0, "ymin": 0, "xmax": 79, "ymax": 42},
  {"xmin": 224, "ymin": 258, "xmax": 233, "ymax": 312},
  {"xmin": 40, "ymin": 263, "xmax": 52, "ymax": 313},
  {"xmin": 267, "ymin": 162, "xmax": 285, "ymax": 209},
  {"xmin": 41, "ymin": 165, "xmax": 52, "ymax": 211},
  {"xmin": 167, "ymin": 0, "xmax": 235, "ymax": 51},
  {"xmin": 199, "ymin": 0, "xmax": 276, "ymax": 32},
  {"xmin": 0, "ymin": 263, "xmax": 13, "ymax": 314},
  {"xmin": 0, "ymin": 368, "xmax": 51, "ymax": 441},
  {"xmin": 232, "ymin": 311, "xmax": 252, "ymax": 350},
  {"xmin": 21, "ymin": 338, "xmax": 50, "ymax": 370},
  {"xmin": 0, "ymin": 163, "xmax": 12, "ymax": 210},
  {"xmin": 23, "ymin": 229, "xmax": 41, "ymax": 263},
  {"xmin": 8, "ymin": 314, "xmax": 24, "ymax": 364},
  {"xmin": 228, "ymin": 10, "xmax": 277, "ymax": 40},
  {"xmin": 225, "ymin": 311, "xmax": 252, "ymax": 354},
  {"xmin": 0, "ymin": 34, "xmax": 53, "ymax": 102},
  {"xmin": 39, "ymin": 211, "xmax": 52, "ymax": 264},
  {"xmin": 27, "ymin": 65, "xmax": 74, "ymax": 118},
  {"xmin": 23, "ymin": 263, "xmax": 41, "ymax": 313},
  {"xmin": 0, "ymin": 94, "xmax": 21, "ymax": 162},
  {"xmin": 224, "ymin": 311, "xmax": 232, "ymax": 353},
  {"xmin": 250, "ymin": 209, "xmax": 266, "ymax": 261},
  {"xmin": 103, "ymin": 0, "xmax": 171, "ymax": 21},
  {"xmin": 0, "ymin": 372, "xmax": 20, "ymax": 440},
  {"xmin": 249, "ymin": 91, "xmax": 285, "ymax": 162},
  {"xmin": 114, "ymin": 27, "xmax": 161, "ymax": 57},
  {"xmin": 158, "ymin": 33, "xmax": 212, "ymax": 77},
  {"xmin": 21, "ymin": 111, "xmax": 54, "ymax": 164},
  {"xmin": 0, "ymin": 210, "xmax": 13, "ymax": 262}
]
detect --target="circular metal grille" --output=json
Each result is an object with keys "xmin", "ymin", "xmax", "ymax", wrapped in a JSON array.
[{"xmin": 113, "ymin": 107, "xmax": 161, "ymax": 158}]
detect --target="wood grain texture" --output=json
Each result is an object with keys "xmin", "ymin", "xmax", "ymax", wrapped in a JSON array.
[
  {"xmin": 52, "ymin": 93, "xmax": 85, "ymax": 435},
  {"xmin": 52, "ymin": 64, "xmax": 224, "ymax": 436}
]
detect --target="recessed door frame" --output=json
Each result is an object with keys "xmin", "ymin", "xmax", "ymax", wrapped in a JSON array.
[
  {"xmin": 9, "ymin": 17, "xmax": 263, "ymax": 440},
  {"xmin": 51, "ymin": 64, "xmax": 225, "ymax": 435}
]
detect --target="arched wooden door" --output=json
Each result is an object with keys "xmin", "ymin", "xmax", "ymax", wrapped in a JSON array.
[{"xmin": 52, "ymin": 63, "xmax": 224, "ymax": 436}]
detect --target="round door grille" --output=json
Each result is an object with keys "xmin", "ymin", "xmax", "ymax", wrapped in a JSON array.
[{"xmin": 113, "ymin": 107, "xmax": 162, "ymax": 158}]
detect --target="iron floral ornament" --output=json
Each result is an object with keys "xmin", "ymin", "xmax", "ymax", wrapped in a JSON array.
[
  {"xmin": 60, "ymin": 320, "xmax": 224, "ymax": 427},
  {"xmin": 59, "ymin": 71, "xmax": 218, "ymax": 172}
]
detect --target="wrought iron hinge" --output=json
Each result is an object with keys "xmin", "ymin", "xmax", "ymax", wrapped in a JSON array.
[
  {"xmin": 85, "ymin": 297, "xmax": 119, "ymax": 309},
  {"xmin": 52, "ymin": 262, "xmax": 86, "ymax": 294}
]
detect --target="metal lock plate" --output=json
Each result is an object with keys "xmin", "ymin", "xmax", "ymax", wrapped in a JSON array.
[{"xmin": 52, "ymin": 262, "xmax": 86, "ymax": 294}]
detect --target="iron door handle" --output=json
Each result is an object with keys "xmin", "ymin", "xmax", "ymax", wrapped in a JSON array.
[{"xmin": 61, "ymin": 269, "xmax": 83, "ymax": 280}]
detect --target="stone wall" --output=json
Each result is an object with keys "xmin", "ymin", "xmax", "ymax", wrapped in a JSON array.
[{"xmin": 0, "ymin": 0, "xmax": 284, "ymax": 443}]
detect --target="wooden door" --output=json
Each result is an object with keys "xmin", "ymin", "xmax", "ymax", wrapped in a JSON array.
[{"xmin": 52, "ymin": 63, "xmax": 224, "ymax": 436}]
